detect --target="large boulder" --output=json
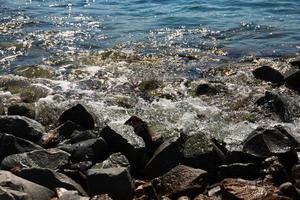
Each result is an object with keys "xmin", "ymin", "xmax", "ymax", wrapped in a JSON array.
[
  {"xmin": 16, "ymin": 167, "xmax": 87, "ymax": 196},
  {"xmin": 252, "ymin": 66, "xmax": 284, "ymax": 84},
  {"xmin": 59, "ymin": 104, "xmax": 95, "ymax": 130},
  {"xmin": 0, "ymin": 115, "xmax": 44, "ymax": 142},
  {"xmin": 152, "ymin": 165, "xmax": 207, "ymax": 199},
  {"xmin": 87, "ymin": 167, "xmax": 133, "ymax": 200},
  {"xmin": 100, "ymin": 123, "xmax": 146, "ymax": 168},
  {"xmin": 59, "ymin": 138, "xmax": 108, "ymax": 163},
  {"xmin": 0, "ymin": 133, "xmax": 42, "ymax": 161},
  {"xmin": 1, "ymin": 148, "xmax": 70, "ymax": 171},
  {"xmin": 144, "ymin": 136, "xmax": 182, "ymax": 178},
  {"xmin": 0, "ymin": 170, "xmax": 55, "ymax": 200},
  {"xmin": 243, "ymin": 126, "xmax": 299, "ymax": 158}
]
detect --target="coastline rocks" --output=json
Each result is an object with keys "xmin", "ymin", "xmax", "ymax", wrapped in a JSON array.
[
  {"xmin": 7, "ymin": 103, "xmax": 35, "ymax": 119},
  {"xmin": 144, "ymin": 136, "xmax": 182, "ymax": 178},
  {"xmin": 91, "ymin": 152, "xmax": 130, "ymax": 171},
  {"xmin": 279, "ymin": 182, "xmax": 300, "ymax": 199},
  {"xmin": 243, "ymin": 126, "xmax": 299, "ymax": 158},
  {"xmin": 14, "ymin": 65, "xmax": 55, "ymax": 79},
  {"xmin": 218, "ymin": 163, "xmax": 260, "ymax": 180},
  {"xmin": 0, "ymin": 102, "xmax": 4, "ymax": 115},
  {"xmin": 289, "ymin": 58, "xmax": 300, "ymax": 68},
  {"xmin": 69, "ymin": 130, "xmax": 97, "ymax": 144},
  {"xmin": 284, "ymin": 70, "xmax": 300, "ymax": 91},
  {"xmin": 100, "ymin": 123, "xmax": 146, "ymax": 169},
  {"xmin": 0, "ymin": 75, "xmax": 30, "ymax": 94},
  {"xmin": 59, "ymin": 138, "xmax": 108, "ymax": 163},
  {"xmin": 16, "ymin": 167, "xmax": 88, "ymax": 196},
  {"xmin": 152, "ymin": 165, "xmax": 207, "ymax": 199},
  {"xmin": 56, "ymin": 188, "xmax": 89, "ymax": 200},
  {"xmin": 0, "ymin": 133, "xmax": 42, "ymax": 161},
  {"xmin": 59, "ymin": 104, "xmax": 95, "ymax": 130},
  {"xmin": 1, "ymin": 148, "xmax": 70, "ymax": 171},
  {"xmin": 0, "ymin": 115, "xmax": 44, "ymax": 142},
  {"xmin": 0, "ymin": 170, "xmax": 55, "ymax": 200},
  {"xmin": 195, "ymin": 83, "xmax": 224, "ymax": 96},
  {"xmin": 87, "ymin": 167, "xmax": 133, "ymax": 200},
  {"xmin": 20, "ymin": 84, "xmax": 51, "ymax": 103},
  {"xmin": 252, "ymin": 66, "xmax": 284, "ymax": 84}
]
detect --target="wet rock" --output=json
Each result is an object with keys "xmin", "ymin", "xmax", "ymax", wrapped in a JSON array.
[
  {"xmin": 178, "ymin": 196, "xmax": 190, "ymax": 200},
  {"xmin": 279, "ymin": 182, "xmax": 300, "ymax": 199},
  {"xmin": 87, "ymin": 167, "xmax": 133, "ymax": 200},
  {"xmin": 144, "ymin": 136, "xmax": 182, "ymax": 178},
  {"xmin": 56, "ymin": 188, "xmax": 89, "ymax": 200},
  {"xmin": 16, "ymin": 167, "xmax": 88, "ymax": 196},
  {"xmin": 0, "ymin": 115, "xmax": 44, "ymax": 142},
  {"xmin": 20, "ymin": 84, "xmax": 51, "ymax": 103},
  {"xmin": 0, "ymin": 102, "xmax": 4, "ymax": 115},
  {"xmin": 289, "ymin": 58, "xmax": 300, "ymax": 68},
  {"xmin": 262, "ymin": 156, "xmax": 289, "ymax": 186},
  {"xmin": 91, "ymin": 152, "xmax": 130, "ymax": 171},
  {"xmin": 181, "ymin": 134, "xmax": 224, "ymax": 178},
  {"xmin": 0, "ymin": 133, "xmax": 42, "ymax": 161},
  {"xmin": 59, "ymin": 138, "xmax": 108, "ymax": 163},
  {"xmin": 292, "ymin": 164, "xmax": 300, "ymax": 189},
  {"xmin": 134, "ymin": 181, "xmax": 158, "ymax": 200},
  {"xmin": 100, "ymin": 123, "xmax": 146, "ymax": 169},
  {"xmin": 256, "ymin": 91, "xmax": 300, "ymax": 122},
  {"xmin": 138, "ymin": 79, "xmax": 162, "ymax": 93},
  {"xmin": 69, "ymin": 130, "xmax": 97, "ymax": 143},
  {"xmin": 14, "ymin": 65, "xmax": 55, "ymax": 79},
  {"xmin": 243, "ymin": 126, "xmax": 299, "ymax": 158},
  {"xmin": 7, "ymin": 103, "xmax": 35, "ymax": 119},
  {"xmin": 219, "ymin": 163, "xmax": 260, "ymax": 180},
  {"xmin": 0, "ymin": 170, "xmax": 55, "ymax": 200},
  {"xmin": 152, "ymin": 165, "xmax": 207, "ymax": 199},
  {"xmin": 220, "ymin": 178, "xmax": 289, "ymax": 200},
  {"xmin": 90, "ymin": 194, "xmax": 113, "ymax": 200},
  {"xmin": 285, "ymin": 70, "xmax": 300, "ymax": 91},
  {"xmin": 1, "ymin": 148, "xmax": 70, "ymax": 171},
  {"xmin": 59, "ymin": 104, "xmax": 95, "ymax": 130},
  {"xmin": 0, "ymin": 75, "xmax": 30, "ymax": 94},
  {"xmin": 194, "ymin": 194, "xmax": 215, "ymax": 200},
  {"xmin": 225, "ymin": 151, "xmax": 263, "ymax": 164},
  {"xmin": 195, "ymin": 83, "xmax": 222, "ymax": 96},
  {"xmin": 252, "ymin": 65, "xmax": 284, "ymax": 84}
]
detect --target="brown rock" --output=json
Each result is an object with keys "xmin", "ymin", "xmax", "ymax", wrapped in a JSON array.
[{"xmin": 193, "ymin": 194, "xmax": 214, "ymax": 200}]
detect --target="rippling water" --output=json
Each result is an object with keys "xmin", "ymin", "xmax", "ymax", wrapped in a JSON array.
[{"xmin": 1, "ymin": 0, "xmax": 300, "ymax": 69}]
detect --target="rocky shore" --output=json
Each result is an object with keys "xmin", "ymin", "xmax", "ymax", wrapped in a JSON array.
[{"xmin": 1, "ymin": 56, "xmax": 300, "ymax": 200}]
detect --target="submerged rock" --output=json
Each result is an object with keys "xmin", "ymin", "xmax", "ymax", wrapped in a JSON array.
[
  {"xmin": 0, "ymin": 133, "xmax": 42, "ymax": 161},
  {"xmin": 20, "ymin": 84, "xmax": 51, "ymax": 103},
  {"xmin": 1, "ymin": 148, "xmax": 70, "ymax": 170},
  {"xmin": 152, "ymin": 165, "xmax": 207, "ymax": 199},
  {"xmin": 7, "ymin": 103, "xmax": 35, "ymax": 119},
  {"xmin": 16, "ymin": 167, "xmax": 88, "ymax": 196},
  {"xmin": 138, "ymin": 79, "xmax": 162, "ymax": 93},
  {"xmin": 0, "ymin": 115, "xmax": 44, "ymax": 142},
  {"xmin": 243, "ymin": 126, "xmax": 299, "ymax": 158},
  {"xmin": 59, "ymin": 104, "xmax": 95, "ymax": 130},
  {"xmin": 0, "ymin": 75, "xmax": 30, "ymax": 94},
  {"xmin": 87, "ymin": 167, "xmax": 133, "ymax": 200},
  {"xmin": 0, "ymin": 170, "xmax": 55, "ymax": 200},
  {"xmin": 252, "ymin": 65, "xmax": 284, "ymax": 84},
  {"xmin": 14, "ymin": 65, "xmax": 55, "ymax": 79},
  {"xmin": 100, "ymin": 123, "xmax": 146, "ymax": 169}
]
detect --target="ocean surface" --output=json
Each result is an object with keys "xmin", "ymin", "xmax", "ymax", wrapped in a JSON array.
[{"xmin": 1, "ymin": 0, "xmax": 300, "ymax": 70}]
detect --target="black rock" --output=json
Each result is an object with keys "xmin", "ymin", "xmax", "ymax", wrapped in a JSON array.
[
  {"xmin": 262, "ymin": 156, "xmax": 289, "ymax": 186},
  {"xmin": 59, "ymin": 104, "xmax": 95, "ymax": 130},
  {"xmin": 91, "ymin": 152, "xmax": 130, "ymax": 171},
  {"xmin": 70, "ymin": 130, "xmax": 97, "ymax": 144},
  {"xmin": 0, "ymin": 115, "xmax": 44, "ymax": 142},
  {"xmin": 0, "ymin": 133, "xmax": 42, "ymax": 161},
  {"xmin": 1, "ymin": 148, "xmax": 70, "ymax": 171},
  {"xmin": 195, "ymin": 83, "xmax": 219, "ymax": 96},
  {"xmin": 16, "ymin": 167, "xmax": 88, "ymax": 196},
  {"xmin": 219, "ymin": 163, "xmax": 260, "ymax": 180},
  {"xmin": 0, "ymin": 170, "xmax": 55, "ymax": 200},
  {"xmin": 59, "ymin": 138, "xmax": 108, "ymax": 163},
  {"xmin": 59, "ymin": 121, "xmax": 85, "ymax": 137},
  {"xmin": 289, "ymin": 58, "xmax": 300, "ymax": 68},
  {"xmin": 87, "ymin": 167, "xmax": 133, "ymax": 200},
  {"xmin": 279, "ymin": 182, "xmax": 300, "ymax": 199},
  {"xmin": 292, "ymin": 164, "xmax": 300, "ymax": 189},
  {"xmin": 100, "ymin": 123, "xmax": 146, "ymax": 169},
  {"xmin": 0, "ymin": 102, "xmax": 4, "ymax": 115},
  {"xmin": 252, "ymin": 65, "xmax": 284, "ymax": 84},
  {"xmin": 225, "ymin": 151, "xmax": 263, "ymax": 165},
  {"xmin": 7, "ymin": 104, "xmax": 35, "ymax": 119},
  {"xmin": 144, "ymin": 136, "xmax": 182, "ymax": 179},
  {"xmin": 243, "ymin": 126, "xmax": 299, "ymax": 158},
  {"xmin": 256, "ymin": 91, "xmax": 300, "ymax": 122},
  {"xmin": 285, "ymin": 70, "xmax": 300, "ymax": 91}
]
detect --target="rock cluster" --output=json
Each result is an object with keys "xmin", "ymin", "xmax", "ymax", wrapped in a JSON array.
[{"xmin": 0, "ymin": 102, "xmax": 299, "ymax": 200}]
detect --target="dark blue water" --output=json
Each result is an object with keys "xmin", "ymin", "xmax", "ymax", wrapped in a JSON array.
[{"xmin": 1, "ymin": 0, "xmax": 300, "ymax": 69}]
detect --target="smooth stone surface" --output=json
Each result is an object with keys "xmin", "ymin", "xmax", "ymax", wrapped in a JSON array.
[
  {"xmin": 252, "ymin": 65, "xmax": 284, "ymax": 84},
  {"xmin": 152, "ymin": 165, "xmax": 207, "ymax": 199},
  {"xmin": 87, "ymin": 167, "xmax": 133, "ymax": 200},
  {"xmin": 0, "ymin": 115, "xmax": 44, "ymax": 142},
  {"xmin": 0, "ymin": 133, "xmax": 42, "ymax": 161},
  {"xmin": 0, "ymin": 170, "xmax": 55, "ymax": 200},
  {"xmin": 16, "ymin": 167, "xmax": 88, "ymax": 196},
  {"xmin": 59, "ymin": 104, "xmax": 95, "ymax": 130},
  {"xmin": 1, "ymin": 148, "xmax": 70, "ymax": 170}
]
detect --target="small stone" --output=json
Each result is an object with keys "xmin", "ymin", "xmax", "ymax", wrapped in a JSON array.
[
  {"xmin": 252, "ymin": 66, "xmax": 284, "ymax": 84},
  {"xmin": 87, "ymin": 167, "xmax": 133, "ymax": 200},
  {"xmin": 56, "ymin": 188, "xmax": 89, "ymax": 200},
  {"xmin": 152, "ymin": 165, "xmax": 207, "ymax": 199},
  {"xmin": 0, "ymin": 115, "xmax": 44, "ymax": 142},
  {"xmin": 1, "ymin": 148, "xmax": 70, "ymax": 171},
  {"xmin": 194, "ymin": 194, "xmax": 215, "ymax": 200},
  {"xmin": 59, "ymin": 104, "xmax": 95, "ymax": 130}
]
